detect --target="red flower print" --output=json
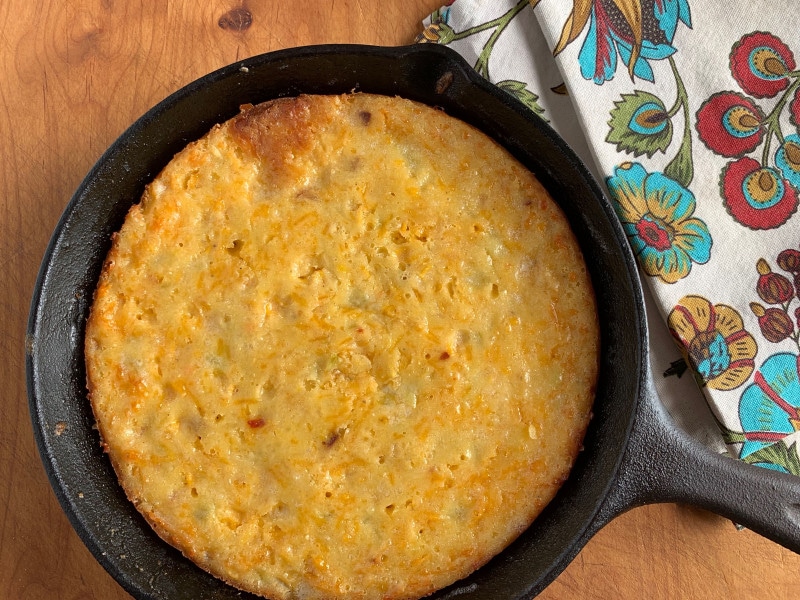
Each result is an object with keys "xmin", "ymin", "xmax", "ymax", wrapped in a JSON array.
[
  {"xmin": 696, "ymin": 92, "xmax": 765, "ymax": 158},
  {"xmin": 721, "ymin": 157, "xmax": 799, "ymax": 229},
  {"xmin": 757, "ymin": 258, "xmax": 794, "ymax": 304},
  {"xmin": 751, "ymin": 303, "xmax": 794, "ymax": 343},
  {"xmin": 778, "ymin": 249, "xmax": 800, "ymax": 274},
  {"xmin": 730, "ymin": 32, "xmax": 795, "ymax": 99},
  {"xmin": 634, "ymin": 216, "xmax": 672, "ymax": 252},
  {"xmin": 791, "ymin": 88, "xmax": 800, "ymax": 129}
]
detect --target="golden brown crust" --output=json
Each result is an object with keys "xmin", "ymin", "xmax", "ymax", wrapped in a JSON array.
[
  {"xmin": 85, "ymin": 93, "xmax": 599, "ymax": 600},
  {"xmin": 228, "ymin": 96, "xmax": 332, "ymax": 191}
]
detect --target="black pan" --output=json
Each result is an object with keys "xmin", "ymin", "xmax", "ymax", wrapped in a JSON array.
[{"xmin": 26, "ymin": 44, "xmax": 800, "ymax": 600}]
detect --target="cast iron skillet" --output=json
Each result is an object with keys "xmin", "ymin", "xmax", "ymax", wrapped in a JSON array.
[{"xmin": 26, "ymin": 44, "xmax": 800, "ymax": 599}]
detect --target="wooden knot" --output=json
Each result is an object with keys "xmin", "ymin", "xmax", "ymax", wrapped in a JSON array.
[{"xmin": 219, "ymin": 7, "xmax": 253, "ymax": 31}]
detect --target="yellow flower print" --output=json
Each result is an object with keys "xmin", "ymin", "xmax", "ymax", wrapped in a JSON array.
[{"xmin": 668, "ymin": 295, "xmax": 757, "ymax": 390}]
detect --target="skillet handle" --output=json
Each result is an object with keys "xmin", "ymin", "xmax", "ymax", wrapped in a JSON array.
[{"xmin": 590, "ymin": 369, "xmax": 800, "ymax": 553}]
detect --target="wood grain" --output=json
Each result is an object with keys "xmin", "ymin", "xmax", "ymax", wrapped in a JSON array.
[{"xmin": 1, "ymin": 1, "xmax": 798, "ymax": 599}]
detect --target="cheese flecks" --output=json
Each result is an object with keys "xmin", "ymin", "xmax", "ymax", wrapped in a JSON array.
[{"xmin": 85, "ymin": 94, "xmax": 599, "ymax": 600}]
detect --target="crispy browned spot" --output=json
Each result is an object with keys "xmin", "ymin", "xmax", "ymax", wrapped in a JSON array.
[
  {"xmin": 230, "ymin": 96, "xmax": 324, "ymax": 183},
  {"xmin": 323, "ymin": 430, "xmax": 340, "ymax": 448}
]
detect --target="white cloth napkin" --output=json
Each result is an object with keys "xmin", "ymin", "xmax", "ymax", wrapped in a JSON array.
[{"xmin": 419, "ymin": 0, "xmax": 800, "ymax": 474}]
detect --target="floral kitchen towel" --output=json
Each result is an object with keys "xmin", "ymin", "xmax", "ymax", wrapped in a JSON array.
[{"xmin": 419, "ymin": 0, "xmax": 800, "ymax": 475}]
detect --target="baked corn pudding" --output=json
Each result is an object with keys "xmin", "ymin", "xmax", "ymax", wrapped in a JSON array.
[{"xmin": 85, "ymin": 93, "xmax": 599, "ymax": 600}]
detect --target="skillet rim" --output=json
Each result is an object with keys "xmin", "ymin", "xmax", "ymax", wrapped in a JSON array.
[{"xmin": 26, "ymin": 43, "xmax": 647, "ymax": 599}]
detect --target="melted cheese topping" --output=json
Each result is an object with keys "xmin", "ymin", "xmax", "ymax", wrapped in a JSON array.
[{"xmin": 85, "ymin": 94, "xmax": 599, "ymax": 600}]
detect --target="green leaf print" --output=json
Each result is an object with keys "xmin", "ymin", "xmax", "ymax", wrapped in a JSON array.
[
  {"xmin": 741, "ymin": 440, "xmax": 800, "ymax": 475},
  {"xmin": 664, "ymin": 130, "xmax": 694, "ymax": 188},
  {"xmin": 607, "ymin": 91, "xmax": 673, "ymax": 158},
  {"xmin": 496, "ymin": 80, "xmax": 547, "ymax": 120}
]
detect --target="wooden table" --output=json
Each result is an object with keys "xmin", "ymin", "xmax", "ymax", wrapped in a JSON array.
[{"xmin": 2, "ymin": 1, "xmax": 798, "ymax": 598}]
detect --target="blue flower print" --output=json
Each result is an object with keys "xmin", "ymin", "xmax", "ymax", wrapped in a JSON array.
[
  {"xmin": 738, "ymin": 352, "xmax": 800, "ymax": 462},
  {"xmin": 556, "ymin": 0, "xmax": 692, "ymax": 84},
  {"xmin": 606, "ymin": 162, "xmax": 711, "ymax": 283}
]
